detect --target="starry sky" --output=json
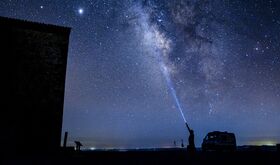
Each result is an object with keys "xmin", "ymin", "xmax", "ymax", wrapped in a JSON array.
[{"xmin": 1, "ymin": 0, "xmax": 280, "ymax": 149}]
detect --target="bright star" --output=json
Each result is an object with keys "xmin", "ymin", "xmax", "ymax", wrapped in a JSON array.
[{"xmin": 78, "ymin": 8, "xmax": 84, "ymax": 15}]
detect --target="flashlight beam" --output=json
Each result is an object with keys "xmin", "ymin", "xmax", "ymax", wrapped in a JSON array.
[{"xmin": 160, "ymin": 64, "xmax": 187, "ymax": 123}]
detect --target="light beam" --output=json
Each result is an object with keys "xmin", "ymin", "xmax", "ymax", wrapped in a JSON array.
[{"xmin": 159, "ymin": 59, "xmax": 187, "ymax": 123}]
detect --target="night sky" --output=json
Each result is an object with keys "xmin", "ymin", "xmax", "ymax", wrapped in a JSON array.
[{"xmin": 1, "ymin": 0, "xmax": 280, "ymax": 149}]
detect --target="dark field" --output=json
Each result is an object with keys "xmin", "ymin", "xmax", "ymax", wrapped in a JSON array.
[{"xmin": 2, "ymin": 148, "xmax": 279, "ymax": 165}]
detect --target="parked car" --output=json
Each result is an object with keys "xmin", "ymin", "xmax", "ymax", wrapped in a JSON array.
[{"xmin": 202, "ymin": 131, "xmax": 236, "ymax": 151}]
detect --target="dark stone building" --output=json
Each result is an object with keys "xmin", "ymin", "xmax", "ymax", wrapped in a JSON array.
[{"xmin": 0, "ymin": 16, "xmax": 70, "ymax": 154}]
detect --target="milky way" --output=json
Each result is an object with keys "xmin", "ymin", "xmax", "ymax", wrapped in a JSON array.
[{"xmin": 1, "ymin": 0, "xmax": 280, "ymax": 148}]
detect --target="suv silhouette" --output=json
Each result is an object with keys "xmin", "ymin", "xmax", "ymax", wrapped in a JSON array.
[{"xmin": 202, "ymin": 131, "xmax": 236, "ymax": 151}]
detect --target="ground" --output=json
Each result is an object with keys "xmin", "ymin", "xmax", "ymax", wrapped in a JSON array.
[{"xmin": 2, "ymin": 148, "xmax": 279, "ymax": 165}]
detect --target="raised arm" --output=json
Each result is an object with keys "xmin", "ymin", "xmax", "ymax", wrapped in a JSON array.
[{"xmin": 185, "ymin": 122, "xmax": 191, "ymax": 132}]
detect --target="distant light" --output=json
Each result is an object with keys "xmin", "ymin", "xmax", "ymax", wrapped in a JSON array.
[
  {"xmin": 250, "ymin": 140, "xmax": 277, "ymax": 146},
  {"xmin": 90, "ymin": 147, "xmax": 96, "ymax": 150},
  {"xmin": 40, "ymin": 5, "xmax": 44, "ymax": 9},
  {"xmin": 262, "ymin": 141, "xmax": 276, "ymax": 146},
  {"xmin": 78, "ymin": 8, "xmax": 84, "ymax": 15}
]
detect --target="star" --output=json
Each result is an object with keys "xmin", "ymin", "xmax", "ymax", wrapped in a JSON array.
[{"xmin": 78, "ymin": 8, "xmax": 84, "ymax": 15}]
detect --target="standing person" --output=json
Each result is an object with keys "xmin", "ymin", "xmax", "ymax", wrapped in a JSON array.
[{"xmin": 186, "ymin": 123, "xmax": 196, "ymax": 153}]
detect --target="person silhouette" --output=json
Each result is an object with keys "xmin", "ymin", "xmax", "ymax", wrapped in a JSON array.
[
  {"xmin": 181, "ymin": 139, "xmax": 184, "ymax": 148},
  {"xmin": 186, "ymin": 123, "xmax": 196, "ymax": 153},
  {"xmin": 74, "ymin": 141, "xmax": 83, "ymax": 151}
]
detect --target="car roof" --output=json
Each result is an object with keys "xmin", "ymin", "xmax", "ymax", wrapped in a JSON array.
[{"xmin": 207, "ymin": 131, "xmax": 235, "ymax": 136}]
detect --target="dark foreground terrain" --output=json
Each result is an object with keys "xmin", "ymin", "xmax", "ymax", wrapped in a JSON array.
[{"xmin": 2, "ymin": 148, "xmax": 279, "ymax": 165}]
